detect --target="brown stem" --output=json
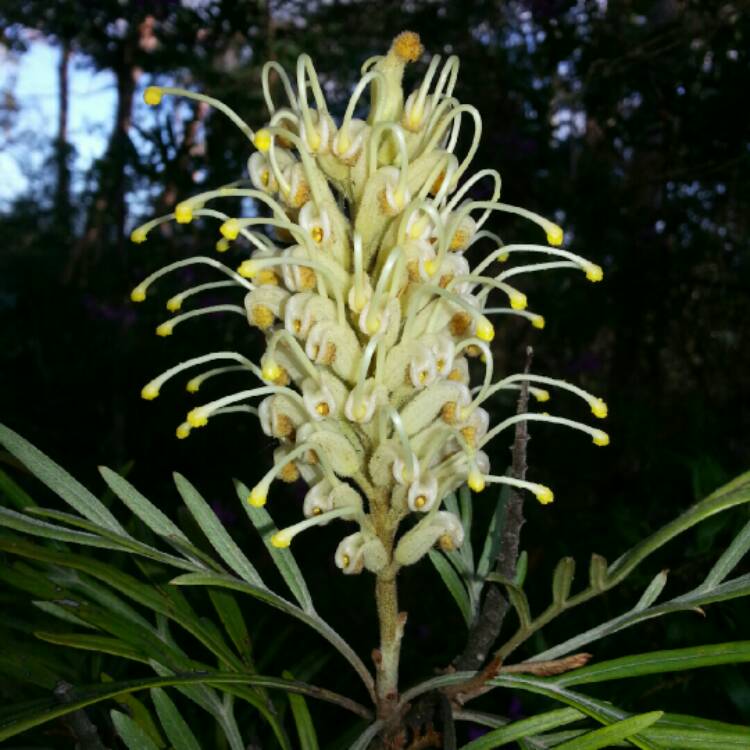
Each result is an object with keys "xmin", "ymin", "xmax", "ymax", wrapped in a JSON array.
[{"xmin": 453, "ymin": 346, "xmax": 533, "ymax": 671}]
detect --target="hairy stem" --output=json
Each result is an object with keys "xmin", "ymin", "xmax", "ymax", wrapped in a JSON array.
[{"xmin": 375, "ymin": 570, "xmax": 401, "ymax": 711}]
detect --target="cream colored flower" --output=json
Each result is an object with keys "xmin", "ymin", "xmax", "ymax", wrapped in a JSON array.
[{"xmin": 134, "ymin": 33, "xmax": 608, "ymax": 571}]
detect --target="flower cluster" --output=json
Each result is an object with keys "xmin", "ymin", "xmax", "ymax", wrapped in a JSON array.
[{"xmin": 132, "ymin": 32, "xmax": 608, "ymax": 574}]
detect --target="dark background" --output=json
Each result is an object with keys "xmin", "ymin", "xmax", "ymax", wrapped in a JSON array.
[{"xmin": 1, "ymin": 0, "xmax": 749, "ymax": 746}]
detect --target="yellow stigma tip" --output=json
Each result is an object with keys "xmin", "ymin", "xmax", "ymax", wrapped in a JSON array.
[
  {"xmin": 216, "ymin": 237, "xmax": 231, "ymax": 253},
  {"xmin": 238, "ymin": 260, "xmax": 258, "ymax": 279},
  {"xmin": 468, "ymin": 471, "xmax": 486, "ymax": 493},
  {"xmin": 254, "ymin": 129, "xmax": 272, "ymax": 153},
  {"xmin": 586, "ymin": 264, "xmax": 604, "ymax": 282},
  {"xmin": 366, "ymin": 316, "xmax": 381, "ymax": 335},
  {"xmin": 510, "ymin": 293, "xmax": 528, "ymax": 311},
  {"xmin": 536, "ymin": 486, "xmax": 554, "ymax": 505},
  {"xmin": 498, "ymin": 252, "xmax": 510, "ymax": 263},
  {"xmin": 476, "ymin": 317, "xmax": 495, "ymax": 342},
  {"xmin": 220, "ymin": 219, "xmax": 240, "ymax": 240},
  {"xmin": 185, "ymin": 380, "xmax": 200, "ymax": 393},
  {"xmin": 546, "ymin": 224, "xmax": 564, "ymax": 246},
  {"xmin": 423, "ymin": 260, "xmax": 437, "ymax": 276},
  {"xmin": 532, "ymin": 315, "xmax": 546, "ymax": 329},
  {"xmin": 175, "ymin": 424, "xmax": 191, "ymax": 440},
  {"xmin": 166, "ymin": 297, "xmax": 182, "ymax": 312},
  {"xmin": 593, "ymin": 431, "xmax": 610, "ymax": 447},
  {"xmin": 155, "ymin": 323, "xmax": 173, "ymax": 337},
  {"xmin": 187, "ymin": 408, "xmax": 208, "ymax": 428},
  {"xmin": 248, "ymin": 487, "xmax": 267, "ymax": 508},
  {"xmin": 130, "ymin": 228, "xmax": 148, "ymax": 244},
  {"xmin": 534, "ymin": 390, "xmax": 550, "ymax": 402},
  {"xmin": 174, "ymin": 203, "xmax": 193, "ymax": 224},
  {"xmin": 143, "ymin": 86, "xmax": 163, "ymax": 106},
  {"xmin": 262, "ymin": 362, "xmax": 282, "ymax": 382},
  {"xmin": 270, "ymin": 532, "xmax": 291, "ymax": 548},
  {"xmin": 591, "ymin": 399, "xmax": 608, "ymax": 419},
  {"xmin": 141, "ymin": 384, "xmax": 159, "ymax": 401},
  {"xmin": 130, "ymin": 288, "xmax": 146, "ymax": 303}
]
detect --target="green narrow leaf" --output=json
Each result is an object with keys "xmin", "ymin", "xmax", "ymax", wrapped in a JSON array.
[
  {"xmin": 169, "ymin": 571, "xmax": 375, "ymax": 700},
  {"xmin": 459, "ymin": 708, "xmax": 584, "ymax": 750},
  {"xmin": 588, "ymin": 554, "xmax": 607, "ymax": 591},
  {"xmin": 533, "ymin": 572, "xmax": 750, "ymax": 663},
  {"xmin": 515, "ymin": 550, "xmax": 528, "ymax": 587},
  {"xmin": 605, "ymin": 471, "xmax": 750, "ymax": 587},
  {"xmin": 0, "ymin": 423, "xmax": 126, "ymax": 534},
  {"xmin": 506, "ymin": 586, "xmax": 532, "ymax": 629},
  {"xmin": 34, "ymin": 632, "xmax": 148, "ymax": 663},
  {"xmin": 659, "ymin": 712, "xmax": 750, "ymax": 736},
  {"xmin": 33, "ymin": 601, "xmax": 95, "ymax": 629},
  {"xmin": 105, "ymin": 676, "xmax": 165, "ymax": 748},
  {"xmin": 458, "ymin": 484, "xmax": 475, "ymax": 572},
  {"xmin": 702, "ymin": 518, "xmax": 750, "ymax": 587},
  {"xmin": 283, "ymin": 671, "xmax": 320, "ymax": 750},
  {"xmin": 99, "ymin": 467, "xmax": 191, "ymax": 544},
  {"xmin": 552, "ymin": 557, "xmax": 576, "ymax": 607},
  {"xmin": 173, "ymin": 473, "xmax": 263, "ymax": 587},
  {"xmin": 0, "ymin": 506, "xmax": 119, "ymax": 550},
  {"xmin": 0, "ymin": 537, "xmax": 241, "ymax": 670},
  {"xmin": 111, "ymin": 710, "xmax": 161, "ymax": 750},
  {"xmin": 208, "ymin": 589, "xmax": 254, "ymax": 667},
  {"xmin": 0, "ymin": 466, "xmax": 38, "ymax": 509},
  {"xmin": 24, "ymin": 506, "xmax": 201, "ymax": 570},
  {"xmin": 645, "ymin": 727, "xmax": 750, "ymax": 748},
  {"xmin": 428, "ymin": 549, "xmax": 472, "ymax": 626},
  {"xmin": 634, "ymin": 569, "xmax": 668, "ymax": 611},
  {"xmin": 236, "ymin": 480, "xmax": 314, "ymax": 612},
  {"xmin": 150, "ymin": 688, "xmax": 201, "ymax": 750},
  {"xmin": 0, "ymin": 672, "xmax": 367, "ymax": 743},
  {"xmin": 485, "ymin": 573, "xmax": 531, "ymax": 629},
  {"xmin": 477, "ymin": 485, "xmax": 509, "ymax": 581},
  {"xmin": 554, "ymin": 642, "xmax": 750, "ymax": 688},
  {"xmin": 554, "ymin": 711, "xmax": 663, "ymax": 750}
]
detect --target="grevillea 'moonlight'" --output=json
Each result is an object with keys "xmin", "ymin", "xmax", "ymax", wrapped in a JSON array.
[{"xmin": 132, "ymin": 32, "xmax": 608, "ymax": 576}]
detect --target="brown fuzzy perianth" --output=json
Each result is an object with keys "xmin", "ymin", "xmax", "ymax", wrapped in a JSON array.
[
  {"xmin": 450, "ymin": 227, "xmax": 471, "ymax": 251},
  {"xmin": 449, "ymin": 311, "xmax": 472, "ymax": 337},
  {"xmin": 438, "ymin": 274, "xmax": 453, "ymax": 289},
  {"xmin": 273, "ymin": 367, "xmax": 291, "ymax": 387},
  {"xmin": 321, "ymin": 342, "xmax": 337, "ymax": 365},
  {"xmin": 279, "ymin": 461, "xmax": 300, "ymax": 483},
  {"xmin": 460, "ymin": 425, "xmax": 476, "ymax": 447},
  {"xmin": 430, "ymin": 170, "xmax": 446, "ymax": 195},
  {"xmin": 292, "ymin": 181, "xmax": 310, "ymax": 208},
  {"xmin": 256, "ymin": 269, "xmax": 279, "ymax": 286},
  {"xmin": 274, "ymin": 225, "xmax": 295, "ymax": 243},
  {"xmin": 297, "ymin": 266, "xmax": 317, "ymax": 290},
  {"xmin": 441, "ymin": 402, "xmax": 457, "ymax": 424},
  {"xmin": 251, "ymin": 305, "xmax": 275, "ymax": 330},
  {"xmin": 274, "ymin": 414, "xmax": 295, "ymax": 438},
  {"xmin": 392, "ymin": 31, "xmax": 423, "ymax": 63}
]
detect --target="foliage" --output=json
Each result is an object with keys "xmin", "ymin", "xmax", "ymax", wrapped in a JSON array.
[{"xmin": 1, "ymin": 423, "xmax": 749, "ymax": 747}]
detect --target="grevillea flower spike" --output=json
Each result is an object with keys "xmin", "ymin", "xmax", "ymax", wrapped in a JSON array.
[{"xmin": 132, "ymin": 32, "xmax": 607, "ymax": 576}]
